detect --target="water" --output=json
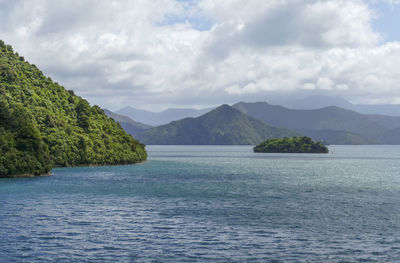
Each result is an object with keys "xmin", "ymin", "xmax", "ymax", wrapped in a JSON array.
[{"xmin": 1, "ymin": 145, "xmax": 400, "ymax": 262}]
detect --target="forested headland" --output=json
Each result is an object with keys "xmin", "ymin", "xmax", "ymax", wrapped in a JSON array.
[{"xmin": 0, "ymin": 41, "xmax": 147, "ymax": 177}]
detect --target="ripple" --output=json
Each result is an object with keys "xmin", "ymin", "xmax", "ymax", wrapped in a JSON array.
[{"xmin": 1, "ymin": 145, "xmax": 400, "ymax": 262}]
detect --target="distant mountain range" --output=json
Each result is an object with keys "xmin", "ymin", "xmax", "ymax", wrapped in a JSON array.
[
  {"xmin": 116, "ymin": 106, "xmax": 212, "ymax": 126},
  {"xmin": 233, "ymin": 102, "xmax": 400, "ymax": 144},
  {"xmin": 136, "ymin": 105, "xmax": 299, "ymax": 145},
  {"xmin": 116, "ymin": 96, "xmax": 400, "ymax": 129},
  {"xmin": 276, "ymin": 95, "xmax": 353, "ymax": 110},
  {"xmin": 103, "ymin": 109, "xmax": 152, "ymax": 136},
  {"xmin": 108, "ymin": 96, "xmax": 400, "ymax": 145},
  {"xmin": 276, "ymin": 95, "xmax": 400, "ymax": 116}
]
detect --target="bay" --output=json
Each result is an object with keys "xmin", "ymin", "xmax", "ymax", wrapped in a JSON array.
[{"xmin": 1, "ymin": 145, "xmax": 400, "ymax": 262}]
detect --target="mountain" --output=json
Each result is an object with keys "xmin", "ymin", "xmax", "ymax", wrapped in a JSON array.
[
  {"xmin": 278, "ymin": 95, "xmax": 400, "ymax": 116},
  {"xmin": 352, "ymin": 104, "xmax": 400, "ymax": 116},
  {"xmin": 278, "ymin": 95, "xmax": 353, "ymax": 110},
  {"xmin": 303, "ymin": 130, "xmax": 374, "ymax": 145},
  {"xmin": 103, "ymin": 109, "xmax": 152, "ymax": 136},
  {"xmin": 233, "ymin": 102, "xmax": 400, "ymax": 144},
  {"xmin": 136, "ymin": 104, "xmax": 299, "ymax": 145},
  {"xmin": 0, "ymin": 41, "xmax": 147, "ymax": 177},
  {"xmin": 116, "ymin": 106, "xmax": 212, "ymax": 126},
  {"xmin": 116, "ymin": 107, "xmax": 158, "ymax": 125},
  {"xmin": 359, "ymin": 113, "xmax": 400, "ymax": 130}
]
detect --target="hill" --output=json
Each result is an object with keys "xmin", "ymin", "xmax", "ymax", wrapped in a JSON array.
[
  {"xmin": 303, "ymin": 130, "xmax": 374, "ymax": 145},
  {"xmin": 352, "ymin": 104, "xmax": 400, "ymax": 116},
  {"xmin": 0, "ymin": 41, "xmax": 147, "ymax": 177},
  {"xmin": 103, "ymin": 109, "xmax": 152, "ymax": 136},
  {"xmin": 116, "ymin": 106, "xmax": 213, "ymax": 126},
  {"xmin": 233, "ymin": 102, "xmax": 400, "ymax": 144},
  {"xmin": 136, "ymin": 104, "xmax": 299, "ymax": 145}
]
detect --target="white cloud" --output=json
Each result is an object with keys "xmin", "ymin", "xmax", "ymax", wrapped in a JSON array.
[{"xmin": 0, "ymin": 0, "xmax": 399, "ymax": 110}]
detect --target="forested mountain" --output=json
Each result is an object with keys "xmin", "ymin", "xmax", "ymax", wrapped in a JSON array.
[
  {"xmin": 103, "ymin": 109, "xmax": 152, "ymax": 136},
  {"xmin": 136, "ymin": 104, "xmax": 299, "ymax": 145},
  {"xmin": 117, "ymin": 106, "xmax": 212, "ymax": 126},
  {"xmin": 233, "ymin": 102, "xmax": 400, "ymax": 144},
  {"xmin": 0, "ymin": 41, "xmax": 147, "ymax": 177}
]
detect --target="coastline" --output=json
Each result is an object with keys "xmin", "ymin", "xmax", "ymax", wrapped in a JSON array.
[
  {"xmin": 1, "ymin": 159, "xmax": 147, "ymax": 179},
  {"xmin": 0, "ymin": 172, "xmax": 52, "ymax": 179},
  {"xmin": 53, "ymin": 159, "xmax": 148, "ymax": 169}
]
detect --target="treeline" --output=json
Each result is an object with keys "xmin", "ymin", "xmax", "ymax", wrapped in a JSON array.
[
  {"xmin": 0, "ymin": 40, "xmax": 147, "ymax": 177},
  {"xmin": 254, "ymin": 136, "xmax": 328, "ymax": 153}
]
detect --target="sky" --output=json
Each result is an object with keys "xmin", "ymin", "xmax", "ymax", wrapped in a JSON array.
[{"xmin": 0, "ymin": 0, "xmax": 400, "ymax": 111}]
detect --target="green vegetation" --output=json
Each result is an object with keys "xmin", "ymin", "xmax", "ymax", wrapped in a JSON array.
[
  {"xmin": 136, "ymin": 104, "xmax": 299, "ymax": 145},
  {"xmin": 254, "ymin": 136, "xmax": 328, "ymax": 153},
  {"xmin": 0, "ymin": 41, "xmax": 146, "ymax": 177}
]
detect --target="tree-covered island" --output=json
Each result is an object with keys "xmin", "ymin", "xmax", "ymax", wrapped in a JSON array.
[
  {"xmin": 254, "ymin": 136, "xmax": 329, "ymax": 153},
  {"xmin": 0, "ymin": 41, "xmax": 147, "ymax": 178}
]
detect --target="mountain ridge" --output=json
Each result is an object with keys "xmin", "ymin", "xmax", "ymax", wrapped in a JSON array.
[
  {"xmin": 136, "ymin": 104, "xmax": 300, "ymax": 145},
  {"xmin": 103, "ymin": 109, "xmax": 152, "ymax": 136},
  {"xmin": 277, "ymin": 95, "xmax": 400, "ymax": 116},
  {"xmin": 233, "ymin": 101, "xmax": 400, "ymax": 144},
  {"xmin": 116, "ymin": 106, "xmax": 213, "ymax": 126}
]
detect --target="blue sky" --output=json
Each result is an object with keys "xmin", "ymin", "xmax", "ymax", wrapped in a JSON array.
[
  {"xmin": 371, "ymin": 1, "xmax": 400, "ymax": 42},
  {"xmin": 164, "ymin": 0, "xmax": 400, "ymax": 42},
  {"xmin": 160, "ymin": 0, "xmax": 213, "ymax": 31}
]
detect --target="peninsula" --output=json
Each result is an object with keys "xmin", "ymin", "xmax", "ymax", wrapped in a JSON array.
[{"xmin": 0, "ymin": 41, "xmax": 147, "ymax": 178}]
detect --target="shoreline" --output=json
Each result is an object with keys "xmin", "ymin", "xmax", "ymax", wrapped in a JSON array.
[
  {"xmin": 1, "ymin": 160, "xmax": 147, "ymax": 179},
  {"xmin": 0, "ymin": 172, "xmax": 52, "ymax": 179},
  {"xmin": 53, "ymin": 159, "xmax": 147, "ymax": 169}
]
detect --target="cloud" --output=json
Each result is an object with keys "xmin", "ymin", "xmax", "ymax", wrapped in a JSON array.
[
  {"xmin": 0, "ymin": 0, "xmax": 399, "ymax": 110},
  {"xmin": 376, "ymin": 0, "xmax": 400, "ymax": 4},
  {"xmin": 201, "ymin": 0, "xmax": 379, "ymax": 49}
]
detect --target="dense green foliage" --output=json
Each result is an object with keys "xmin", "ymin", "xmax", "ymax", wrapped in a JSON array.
[
  {"xmin": 233, "ymin": 102, "xmax": 400, "ymax": 145},
  {"xmin": 103, "ymin": 109, "xmax": 152, "ymax": 137},
  {"xmin": 136, "ymin": 104, "xmax": 299, "ymax": 145},
  {"xmin": 254, "ymin": 137, "xmax": 328, "ymax": 153},
  {"xmin": 0, "ymin": 98, "xmax": 52, "ymax": 176},
  {"xmin": 0, "ymin": 41, "xmax": 146, "ymax": 177}
]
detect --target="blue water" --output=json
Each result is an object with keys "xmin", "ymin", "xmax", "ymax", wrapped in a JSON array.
[{"xmin": 1, "ymin": 145, "xmax": 400, "ymax": 262}]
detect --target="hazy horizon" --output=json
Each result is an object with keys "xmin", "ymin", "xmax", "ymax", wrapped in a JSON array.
[{"xmin": 110, "ymin": 95, "xmax": 398, "ymax": 113}]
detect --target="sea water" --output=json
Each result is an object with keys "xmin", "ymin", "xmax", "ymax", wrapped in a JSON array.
[{"xmin": 1, "ymin": 145, "xmax": 400, "ymax": 262}]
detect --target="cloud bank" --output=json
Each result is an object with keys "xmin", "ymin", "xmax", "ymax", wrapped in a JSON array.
[{"xmin": 1, "ymin": 0, "xmax": 400, "ymax": 110}]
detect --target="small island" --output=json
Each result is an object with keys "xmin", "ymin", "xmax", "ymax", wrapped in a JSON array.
[{"xmin": 254, "ymin": 136, "xmax": 329, "ymax": 153}]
